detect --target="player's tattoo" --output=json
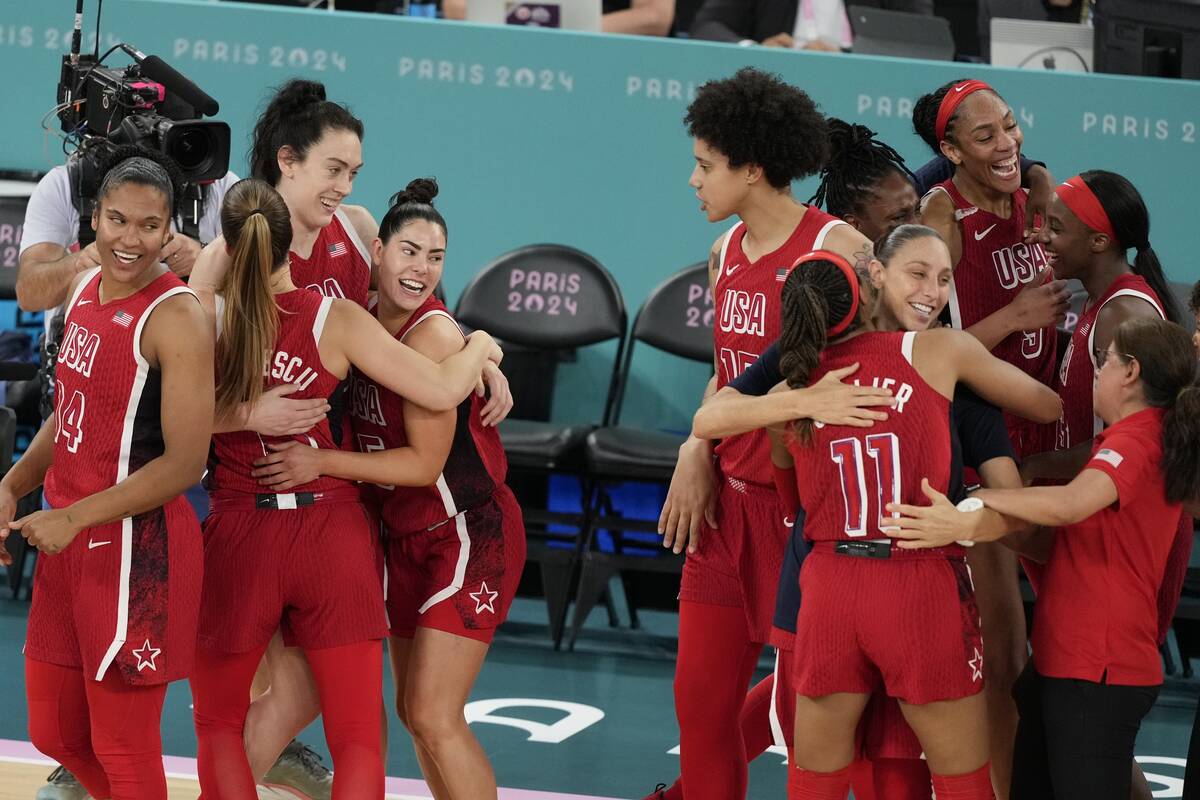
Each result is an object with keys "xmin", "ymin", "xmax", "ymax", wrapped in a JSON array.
[{"xmin": 851, "ymin": 241, "xmax": 874, "ymax": 279}]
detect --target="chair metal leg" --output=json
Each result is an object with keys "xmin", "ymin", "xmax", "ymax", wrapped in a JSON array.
[
  {"xmin": 567, "ymin": 554, "xmax": 618, "ymax": 650},
  {"xmin": 539, "ymin": 551, "xmax": 576, "ymax": 650}
]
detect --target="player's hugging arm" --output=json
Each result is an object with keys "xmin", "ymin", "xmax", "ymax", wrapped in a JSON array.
[
  {"xmin": 326, "ymin": 299, "xmax": 501, "ymax": 412},
  {"xmin": 253, "ymin": 317, "xmax": 459, "ymax": 492},
  {"xmin": 929, "ymin": 328, "xmax": 1061, "ymax": 424}
]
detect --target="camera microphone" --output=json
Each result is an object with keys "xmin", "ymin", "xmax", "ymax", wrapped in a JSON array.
[{"xmin": 140, "ymin": 55, "xmax": 219, "ymax": 117}]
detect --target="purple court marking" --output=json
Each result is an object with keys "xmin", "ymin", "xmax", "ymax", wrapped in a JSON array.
[{"xmin": 0, "ymin": 738, "xmax": 626, "ymax": 800}]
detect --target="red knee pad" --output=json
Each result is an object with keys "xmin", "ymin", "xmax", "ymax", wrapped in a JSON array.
[
  {"xmin": 787, "ymin": 764, "xmax": 852, "ymax": 800},
  {"xmin": 931, "ymin": 763, "xmax": 994, "ymax": 800}
]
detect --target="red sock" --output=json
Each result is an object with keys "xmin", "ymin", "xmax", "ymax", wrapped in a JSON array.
[
  {"xmin": 873, "ymin": 758, "xmax": 932, "ymax": 800},
  {"xmin": 931, "ymin": 763, "xmax": 994, "ymax": 800},
  {"xmin": 739, "ymin": 674, "xmax": 776, "ymax": 760},
  {"xmin": 848, "ymin": 758, "xmax": 877, "ymax": 800},
  {"xmin": 83, "ymin": 668, "xmax": 169, "ymax": 800},
  {"xmin": 25, "ymin": 658, "xmax": 112, "ymax": 799},
  {"xmin": 191, "ymin": 644, "xmax": 269, "ymax": 799},
  {"xmin": 675, "ymin": 601, "xmax": 762, "ymax": 800},
  {"xmin": 304, "ymin": 640, "xmax": 385, "ymax": 799},
  {"xmin": 787, "ymin": 764, "xmax": 851, "ymax": 799}
]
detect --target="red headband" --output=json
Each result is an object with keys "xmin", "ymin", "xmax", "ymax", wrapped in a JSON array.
[
  {"xmin": 935, "ymin": 79, "xmax": 994, "ymax": 142},
  {"xmin": 793, "ymin": 250, "xmax": 861, "ymax": 337},
  {"xmin": 1055, "ymin": 176, "xmax": 1119, "ymax": 243}
]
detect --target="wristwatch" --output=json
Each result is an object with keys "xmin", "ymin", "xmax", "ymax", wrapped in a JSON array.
[{"xmin": 955, "ymin": 496, "xmax": 984, "ymax": 546}]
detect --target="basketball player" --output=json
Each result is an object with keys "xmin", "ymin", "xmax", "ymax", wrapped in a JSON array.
[
  {"xmin": 662, "ymin": 67, "xmax": 884, "ymax": 800},
  {"xmin": 189, "ymin": 178, "xmax": 503, "ymax": 798},
  {"xmin": 0, "ymin": 153, "xmax": 213, "ymax": 799},
  {"xmin": 684, "ymin": 227, "xmax": 1027, "ymax": 800},
  {"xmin": 915, "ymin": 79, "xmax": 1069, "ymax": 458},
  {"xmin": 811, "ymin": 119, "xmax": 1028, "ymax": 798},
  {"xmin": 768, "ymin": 248, "xmax": 1060, "ymax": 799},
  {"xmin": 891, "ymin": 317, "xmax": 1200, "ymax": 800},
  {"xmin": 189, "ymin": 80, "xmax": 509, "ymax": 791},
  {"xmin": 250, "ymin": 178, "xmax": 522, "ymax": 800}
]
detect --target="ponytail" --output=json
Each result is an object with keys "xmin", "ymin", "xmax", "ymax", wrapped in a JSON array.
[
  {"xmin": 1080, "ymin": 170, "xmax": 1185, "ymax": 325},
  {"xmin": 1111, "ymin": 317, "xmax": 1200, "ymax": 504},
  {"xmin": 779, "ymin": 255, "xmax": 862, "ymax": 443},
  {"xmin": 1163, "ymin": 384, "xmax": 1200, "ymax": 505},
  {"xmin": 215, "ymin": 179, "xmax": 293, "ymax": 420}
]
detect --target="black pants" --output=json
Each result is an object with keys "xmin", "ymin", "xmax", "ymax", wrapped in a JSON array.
[{"xmin": 1010, "ymin": 662, "xmax": 1159, "ymax": 799}]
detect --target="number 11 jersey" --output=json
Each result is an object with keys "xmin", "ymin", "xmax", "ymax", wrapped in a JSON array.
[{"xmin": 787, "ymin": 331, "xmax": 952, "ymax": 543}]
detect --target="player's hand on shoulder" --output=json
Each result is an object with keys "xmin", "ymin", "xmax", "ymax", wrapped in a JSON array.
[
  {"xmin": 659, "ymin": 437, "xmax": 718, "ymax": 555},
  {"xmin": 188, "ymin": 236, "xmax": 231, "ymax": 292},
  {"xmin": 252, "ymin": 440, "xmax": 323, "ymax": 491},
  {"xmin": 803, "ymin": 363, "xmax": 894, "ymax": 427},
  {"xmin": 246, "ymin": 384, "xmax": 330, "ymax": 437},
  {"xmin": 11, "ymin": 508, "xmax": 82, "ymax": 555}
]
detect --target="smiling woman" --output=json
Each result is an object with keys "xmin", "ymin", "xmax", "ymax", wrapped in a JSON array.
[{"xmin": 914, "ymin": 78, "xmax": 1067, "ymax": 460}]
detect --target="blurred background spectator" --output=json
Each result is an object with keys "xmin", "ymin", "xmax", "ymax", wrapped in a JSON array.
[{"xmin": 690, "ymin": 0, "xmax": 933, "ymax": 51}]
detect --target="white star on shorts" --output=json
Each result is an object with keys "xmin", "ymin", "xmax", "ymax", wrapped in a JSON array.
[
  {"xmin": 469, "ymin": 581, "xmax": 499, "ymax": 614},
  {"xmin": 968, "ymin": 647, "xmax": 983, "ymax": 682},
  {"xmin": 132, "ymin": 639, "xmax": 161, "ymax": 672}
]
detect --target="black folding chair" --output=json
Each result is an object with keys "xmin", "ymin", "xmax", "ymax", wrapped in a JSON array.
[
  {"xmin": 566, "ymin": 262, "xmax": 713, "ymax": 647},
  {"xmin": 455, "ymin": 244, "xmax": 627, "ymax": 644}
]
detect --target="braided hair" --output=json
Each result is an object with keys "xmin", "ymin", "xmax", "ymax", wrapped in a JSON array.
[
  {"xmin": 809, "ymin": 119, "xmax": 914, "ymax": 219},
  {"xmin": 779, "ymin": 257, "xmax": 863, "ymax": 443}
]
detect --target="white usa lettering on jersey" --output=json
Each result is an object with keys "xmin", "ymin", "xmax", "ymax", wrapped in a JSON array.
[{"xmin": 718, "ymin": 290, "xmax": 766, "ymax": 336}]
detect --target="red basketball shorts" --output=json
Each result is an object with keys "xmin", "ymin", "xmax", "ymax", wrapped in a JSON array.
[
  {"xmin": 385, "ymin": 488, "xmax": 526, "ymax": 644},
  {"xmin": 25, "ymin": 497, "xmax": 202, "ymax": 686},
  {"xmin": 791, "ymin": 547, "xmax": 984, "ymax": 706},
  {"xmin": 679, "ymin": 476, "xmax": 790, "ymax": 644},
  {"xmin": 197, "ymin": 496, "xmax": 388, "ymax": 653}
]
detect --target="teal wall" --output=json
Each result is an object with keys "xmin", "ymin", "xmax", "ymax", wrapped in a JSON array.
[{"xmin": 3, "ymin": 1, "xmax": 1198, "ymax": 430}]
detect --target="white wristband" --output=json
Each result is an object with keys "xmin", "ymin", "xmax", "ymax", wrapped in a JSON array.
[{"xmin": 955, "ymin": 497, "xmax": 983, "ymax": 547}]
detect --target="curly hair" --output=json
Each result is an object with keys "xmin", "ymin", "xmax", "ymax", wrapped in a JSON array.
[
  {"xmin": 809, "ymin": 118, "xmax": 914, "ymax": 219},
  {"xmin": 1190, "ymin": 279, "xmax": 1200, "ymax": 316},
  {"xmin": 684, "ymin": 67, "xmax": 829, "ymax": 189}
]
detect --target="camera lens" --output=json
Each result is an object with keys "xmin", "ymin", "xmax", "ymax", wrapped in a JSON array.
[{"xmin": 168, "ymin": 128, "xmax": 212, "ymax": 172}]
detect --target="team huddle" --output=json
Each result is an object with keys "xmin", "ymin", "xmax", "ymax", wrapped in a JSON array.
[{"xmin": 4, "ymin": 65, "xmax": 1200, "ymax": 800}]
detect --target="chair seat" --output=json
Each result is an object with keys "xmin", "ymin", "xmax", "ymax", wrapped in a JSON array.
[
  {"xmin": 499, "ymin": 418, "xmax": 593, "ymax": 470},
  {"xmin": 586, "ymin": 425, "xmax": 685, "ymax": 479}
]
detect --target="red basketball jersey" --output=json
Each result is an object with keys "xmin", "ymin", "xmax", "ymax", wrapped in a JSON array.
[
  {"xmin": 714, "ymin": 207, "xmax": 848, "ymax": 486},
  {"xmin": 349, "ymin": 295, "xmax": 509, "ymax": 534},
  {"xmin": 787, "ymin": 332, "xmax": 952, "ymax": 543},
  {"xmin": 208, "ymin": 289, "xmax": 354, "ymax": 496},
  {"xmin": 288, "ymin": 208, "xmax": 371, "ymax": 308},
  {"xmin": 1055, "ymin": 274, "xmax": 1163, "ymax": 450},
  {"xmin": 45, "ymin": 268, "xmax": 194, "ymax": 507},
  {"xmin": 931, "ymin": 180, "xmax": 1056, "ymax": 455}
]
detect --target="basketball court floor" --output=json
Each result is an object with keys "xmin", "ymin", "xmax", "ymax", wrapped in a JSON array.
[{"xmin": 0, "ymin": 588, "xmax": 1195, "ymax": 799}]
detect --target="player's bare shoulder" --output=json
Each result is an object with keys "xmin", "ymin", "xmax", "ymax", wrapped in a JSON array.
[{"xmin": 821, "ymin": 223, "xmax": 873, "ymax": 273}]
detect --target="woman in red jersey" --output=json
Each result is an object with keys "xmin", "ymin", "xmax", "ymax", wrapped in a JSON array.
[
  {"xmin": 891, "ymin": 317, "xmax": 1200, "ymax": 800},
  {"xmin": 191, "ymin": 79, "xmax": 510, "ymax": 789},
  {"xmin": 0, "ymin": 152, "xmax": 213, "ymax": 799},
  {"xmin": 662, "ymin": 67, "xmax": 885, "ymax": 800},
  {"xmin": 189, "ymin": 178, "xmax": 503, "ymax": 799},
  {"xmin": 250, "ymin": 178, "xmax": 524, "ymax": 799},
  {"xmin": 766, "ymin": 249, "xmax": 1060, "ymax": 800},
  {"xmin": 915, "ymin": 79, "xmax": 1069, "ymax": 459}
]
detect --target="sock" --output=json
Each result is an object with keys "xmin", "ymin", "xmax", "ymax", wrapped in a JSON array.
[
  {"xmin": 675, "ymin": 601, "xmax": 762, "ymax": 800},
  {"xmin": 787, "ymin": 764, "xmax": 852, "ymax": 800},
  {"xmin": 848, "ymin": 758, "xmax": 877, "ymax": 800},
  {"xmin": 931, "ymin": 763, "xmax": 994, "ymax": 800},
  {"xmin": 873, "ymin": 758, "xmax": 932, "ymax": 800}
]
